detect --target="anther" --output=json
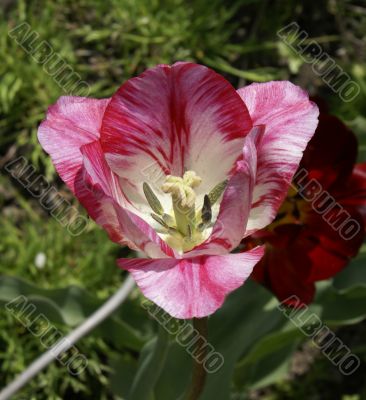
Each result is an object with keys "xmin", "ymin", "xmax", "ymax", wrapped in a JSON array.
[
  {"xmin": 201, "ymin": 195, "xmax": 212, "ymax": 224},
  {"xmin": 143, "ymin": 182, "xmax": 164, "ymax": 215},
  {"xmin": 208, "ymin": 180, "xmax": 228, "ymax": 205}
]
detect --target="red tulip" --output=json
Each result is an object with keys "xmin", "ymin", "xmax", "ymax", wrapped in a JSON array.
[{"xmin": 248, "ymin": 100, "xmax": 366, "ymax": 306}]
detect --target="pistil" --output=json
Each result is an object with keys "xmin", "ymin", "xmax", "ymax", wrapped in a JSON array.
[{"xmin": 161, "ymin": 171, "xmax": 202, "ymax": 237}]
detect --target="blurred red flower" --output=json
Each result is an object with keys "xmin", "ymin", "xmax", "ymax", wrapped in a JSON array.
[{"xmin": 245, "ymin": 99, "xmax": 366, "ymax": 306}]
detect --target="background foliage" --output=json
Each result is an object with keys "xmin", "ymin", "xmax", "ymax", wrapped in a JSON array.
[{"xmin": 1, "ymin": 0, "xmax": 366, "ymax": 399}]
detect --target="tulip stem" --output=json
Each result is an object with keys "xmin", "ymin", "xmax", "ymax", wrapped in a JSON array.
[{"xmin": 184, "ymin": 317, "xmax": 209, "ymax": 400}]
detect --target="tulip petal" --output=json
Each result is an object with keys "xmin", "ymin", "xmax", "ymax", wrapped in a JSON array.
[
  {"xmin": 38, "ymin": 96, "xmax": 110, "ymax": 193},
  {"xmin": 300, "ymin": 113, "xmax": 357, "ymax": 190},
  {"xmin": 251, "ymin": 225, "xmax": 317, "ymax": 305},
  {"xmin": 237, "ymin": 81, "xmax": 319, "ymax": 235},
  {"xmin": 304, "ymin": 212, "xmax": 364, "ymax": 281},
  {"xmin": 101, "ymin": 62, "xmax": 252, "ymax": 216},
  {"xmin": 79, "ymin": 140, "xmax": 174, "ymax": 258},
  {"xmin": 334, "ymin": 163, "xmax": 366, "ymax": 231},
  {"xmin": 185, "ymin": 133, "xmax": 257, "ymax": 257},
  {"xmin": 251, "ymin": 210, "xmax": 364, "ymax": 304},
  {"xmin": 118, "ymin": 246, "xmax": 264, "ymax": 319}
]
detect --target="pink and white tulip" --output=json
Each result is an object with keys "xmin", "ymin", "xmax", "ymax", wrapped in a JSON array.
[{"xmin": 38, "ymin": 62, "xmax": 319, "ymax": 319}]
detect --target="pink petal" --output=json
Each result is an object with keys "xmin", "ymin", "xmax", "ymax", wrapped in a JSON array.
[
  {"xmin": 100, "ymin": 62, "xmax": 252, "ymax": 213},
  {"xmin": 38, "ymin": 96, "xmax": 110, "ymax": 193},
  {"xmin": 79, "ymin": 141, "xmax": 174, "ymax": 258},
  {"xmin": 237, "ymin": 81, "xmax": 319, "ymax": 235},
  {"xmin": 118, "ymin": 246, "xmax": 264, "ymax": 319},
  {"xmin": 185, "ymin": 133, "xmax": 257, "ymax": 257}
]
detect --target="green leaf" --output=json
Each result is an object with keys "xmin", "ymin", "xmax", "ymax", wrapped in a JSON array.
[
  {"xmin": 128, "ymin": 325, "xmax": 169, "ymax": 400},
  {"xmin": 333, "ymin": 244, "xmax": 366, "ymax": 290},
  {"xmin": 202, "ymin": 57, "xmax": 283, "ymax": 82},
  {"xmin": 109, "ymin": 353, "xmax": 138, "ymax": 398},
  {"xmin": 316, "ymin": 284, "xmax": 366, "ymax": 325},
  {"xmin": 235, "ymin": 328, "xmax": 301, "ymax": 367},
  {"xmin": 199, "ymin": 282, "xmax": 285, "ymax": 399},
  {"xmin": 235, "ymin": 340, "xmax": 297, "ymax": 390},
  {"xmin": 155, "ymin": 341, "xmax": 192, "ymax": 400}
]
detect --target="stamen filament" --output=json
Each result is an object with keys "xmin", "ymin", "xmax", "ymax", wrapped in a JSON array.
[
  {"xmin": 151, "ymin": 213, "xmax": 169, "ymax": 228},
  {"xmin": 162, "ymin": 213, "xmax": 175, "ymax": 227}
]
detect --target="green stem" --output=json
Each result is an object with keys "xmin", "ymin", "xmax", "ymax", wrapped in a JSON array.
[{"xmin": 184, "ymin": 317, "xmax": 209, "ymax": 400}]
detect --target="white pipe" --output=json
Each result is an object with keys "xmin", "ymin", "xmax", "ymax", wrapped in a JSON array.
[{"xmin": 0, "ymin": 275, "xmax": 135, "ymax": 400}]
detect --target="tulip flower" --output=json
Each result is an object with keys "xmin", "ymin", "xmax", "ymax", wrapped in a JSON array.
[
  {"xmin": 38, "ymin": 62, "xmax": 318, "ymax": 319},
  {"xmin": 246, "ymin": 99, "xmax": 366, "ymax": 306}
]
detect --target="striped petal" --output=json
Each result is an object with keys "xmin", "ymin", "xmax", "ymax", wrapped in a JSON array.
[
  {"xmin": 79, "ymin": 141, "xmax": 174, "ymax": 257},
  {"xmin": 185, "ymin": 132, "xmax": 257, "ymax": 257},
  {"xmin": 100, "ymin": 62, "xmax": 252, "ymax": 218},
  {"xmin": 237, "ymin": 81, "xmax": 319, "ymax": 235},
  {"xmin": 37, "ymin": 96, "xmax": 110, "ymax": 193},
  {"xmin": 118, "ymin": 246, "xmax": 264, "ymax": 319}
]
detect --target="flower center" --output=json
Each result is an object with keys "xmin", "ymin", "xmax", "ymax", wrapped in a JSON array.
[
  {"xmin": 143, "ymin": 171, "xmax": 227, "ymax": 253},
  {"xmin": 269, "ymin": 186, "xmax": 310, "ymax": 230},
  {"xmin": 161, "ymin": 171, "xmax": 201, "ymax": 237}
]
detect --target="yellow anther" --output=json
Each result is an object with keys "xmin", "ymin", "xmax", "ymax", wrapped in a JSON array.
[{"xmin": 161, "ymin": 170, "xmax": 202, "ymax": 209}]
